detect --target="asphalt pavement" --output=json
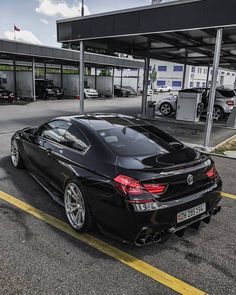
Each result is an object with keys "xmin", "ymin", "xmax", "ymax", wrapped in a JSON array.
[{"xmin": 0, "ymin": 97, "xmax": 235, "ymax": 295}]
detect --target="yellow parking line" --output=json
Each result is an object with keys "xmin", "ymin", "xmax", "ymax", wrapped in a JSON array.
[
  {"xmin": 221, "ymin": 192, "xmax": 236, "ymax": 200},
  {"xmin": 0, "ymin": 190, "xmax": 206, "ymax": 295}
]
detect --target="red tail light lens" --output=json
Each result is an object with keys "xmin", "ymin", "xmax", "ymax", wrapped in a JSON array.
[
  {"xmin": 114, "ymin": 175, "xmax": 167, "ymax": 195},
  {"xmin": 114, "ymin": 175, "xmax": 143, "ymax": 195},
  {"xmin": 226, "ymin": 100, "xmax": 234, "ymax": 106},
  {"xmin": 143, "ymin": 183, "xmax": 166, "ymax": 194},
  {"xmin": 207, "ymin": 166, "xmax": 217, "ymax": 179}
]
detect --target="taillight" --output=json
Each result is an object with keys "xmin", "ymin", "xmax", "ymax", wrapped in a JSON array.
[
  {"xmin": 114, "ymin": 175, "xmax": 166, "ymax": 195},
  {"xmin": 226, "ymin": 100, "xmax": 234, "ymax": 106},
  {"xmin": 143, "ymin": 183, "xmax": 166, "ymax": 194},
  {"xmin": 207, "ymin": 166, "xmax": 217, "ymax": 179},
  {"xmin": 114, "ymin": 175, "xmax": 167, "ymax": 212},
  {"xmin": 114, "ymin": 175, "xmax": 143, "ymax": 195}
]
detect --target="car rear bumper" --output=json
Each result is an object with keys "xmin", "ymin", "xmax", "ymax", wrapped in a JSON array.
[
  {"xmin": 221, "ymin": 104, "xmax": 233, "ymax": 114},
  {"xmin": 97, "ymin": 179, "xmax": 222, "ymax": 244},
  {"xmin": 86, "ymin": 93, "xmax": 98, "ymax": 98},
  {"xmin": 47, "ymin": 93, "xmax": 64, "ymax": 98}
]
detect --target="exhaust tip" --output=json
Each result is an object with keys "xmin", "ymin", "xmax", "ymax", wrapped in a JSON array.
[
  {"xmin": 135, "ymin": 235, "xmax": 153, "ymax": 246},
  {"xmin": 145, "ymin": 235, "xmax": 152, "ymax": 245},
  {"xmin": 153, "ymin": 233, "xmax": 162, "ymax": 242},
  {"xmin": 212, "ymin": 208, "xmax": 218, "ymax": 216}
]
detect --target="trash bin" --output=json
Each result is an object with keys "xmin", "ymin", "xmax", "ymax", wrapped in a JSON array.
[
  {"xmin": 227, "ymin": 106, "xmax": 236, "ymax": 128},
  {"xmin": 147, "ymin": 101, "xmax": 156, "ymax": 118}
]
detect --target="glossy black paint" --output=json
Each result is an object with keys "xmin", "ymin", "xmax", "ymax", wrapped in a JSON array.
[
  {"xmin": 12, "ymin": 114, "xmax": 222, "ymax": 244},
  {"xmin": 35, "ymin": 79, "xmax": 64, "ymax": 99},
  {"xmin": 114, "ymin": 85, "xmax": 130, "ymax": 97},
  {"xmin": 0, "ymin": 85, "xmax": 14, "ymax": 103}
]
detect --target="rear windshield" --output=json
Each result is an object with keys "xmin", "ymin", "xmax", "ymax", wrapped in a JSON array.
[
  {"xmin": 96, "ymin": 125, "xmax": 183, "ymax": 156},
  {"xmin": 217, "ymin": 89, "xmax": 235, "ymax": 97}
]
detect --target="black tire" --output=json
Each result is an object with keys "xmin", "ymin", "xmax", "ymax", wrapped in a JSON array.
[
  {"xmin": 159, "ymin": 102, "xmax": 173, "ymax": 116},
  {"xmin": 64, "ymin": 181, "xmax": 94, "ymax": 232},
  {"xmin": 42, "ymin": 92, "xmax": 47, "ymax": 100},
  {"xmin": 11, "ymin": 139, "xmax": 24, "ymax": 169},
  {"xmin": 213, "ymin": 106, "xmax": 223, "ymax": 121}
]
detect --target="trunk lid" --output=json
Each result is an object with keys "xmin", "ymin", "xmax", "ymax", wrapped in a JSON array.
[{"xmin": 116, "ymin": 148, "xmax": 214, "ymax": 201}]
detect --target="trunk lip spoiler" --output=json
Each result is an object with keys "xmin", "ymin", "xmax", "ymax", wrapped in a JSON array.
[{"xmin": 158, "ymin": 158, "xmax": 212, "ymax": 177}]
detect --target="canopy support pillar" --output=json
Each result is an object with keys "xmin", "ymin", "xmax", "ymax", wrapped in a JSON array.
[{"xmin": 204, "ymin": 28, "xmax": 223, "ymax": 149}]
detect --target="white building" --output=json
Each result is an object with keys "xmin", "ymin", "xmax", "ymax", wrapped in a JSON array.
[
  {"xmin": 113, "ymin": 60, "xmax": 236, "ymax": 92},
  {"xmin": 187, "ymin": 65, "xmax": 236, "ymax": 89}
]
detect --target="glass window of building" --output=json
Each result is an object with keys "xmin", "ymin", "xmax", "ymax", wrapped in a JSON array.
[{"xmin": 158, "ymin": 66, "xmax": 167, "ymax": 72}]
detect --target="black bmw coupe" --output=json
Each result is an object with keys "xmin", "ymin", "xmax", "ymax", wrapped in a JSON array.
[{"xmin": 11, "ymin": 114, "xmax": 222, "ymax": 245}]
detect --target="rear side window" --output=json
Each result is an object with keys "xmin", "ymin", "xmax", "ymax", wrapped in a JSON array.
[
  {"xmin": 62, "ymin": 125, "xmax": 89, "ymax": 152},
  {"xmin": 96, "ymin": 125, "xmax": 182, "ymax": 156},
  {"xmin": 38, "ymin": 120, "xmax": 71, "ymax": 143},
  {"xmin": 217, "ymin": 89, "xmax": 236, "ymax": 98}
]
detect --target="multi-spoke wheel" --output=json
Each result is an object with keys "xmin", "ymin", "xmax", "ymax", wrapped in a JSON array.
[
  {"xmin": 213, "ymin": 106, "xmax": 223, "ymax": 121},
  {"xmin": 11, "ymin": 139, "xmax": 24, "ymax": 168},
  {"xmin": 64, "ymin": 182, "xmax": 94, "ymax": 232},
  {"xmin": 160, "ymin": 103, "xmax": 173, "ymax": 116}
]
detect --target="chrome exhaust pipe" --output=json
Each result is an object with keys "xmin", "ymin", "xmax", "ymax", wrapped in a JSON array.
[
  {"xmin": 138, "ymin": 238, "xmax": 146, "ymax": 245},
  {"xmin": 153, "ymin": 233, "xmax": 162, "ymax": 242},
  {"xmin": 211, "ymin": 208, "xmax": 218, "ymax": 216},
  {"xmin": 136, "ymin": 235, "xmax": 153, "ymax": 245},
  {"xmin": 144, "ymin": 235, "xmax": 153, "ymax": 245}
]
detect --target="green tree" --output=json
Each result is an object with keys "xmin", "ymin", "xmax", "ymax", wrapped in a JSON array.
[
  {"xmin": 99, "ymin": 69, "xmax": 111, "ymax": 76},
  {"xmin": 150, "ymin": 64, "xmax": 157, "ymax": 89}
]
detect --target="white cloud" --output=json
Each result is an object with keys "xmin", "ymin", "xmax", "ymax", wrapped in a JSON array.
[
  {"xmin": 40, "ymin": 18, "xmax": 49, "ymax": 24},
  {"xmin": 4, "ymin": 30, "xmax": 42, "ymax": 45},
  {"xmin": 35, "ymin": 0, "xmax": 90, "ymax": 18}
]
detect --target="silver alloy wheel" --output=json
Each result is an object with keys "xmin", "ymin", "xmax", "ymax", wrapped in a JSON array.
[
  {"xmin": 11, "ymin": 140, "xmax": 19, "ymax": 167},
  {"xmin": 160, "ymin": 103, "xmax": 171, "ymax": 116},
  {"xmin": 213, "ymin": 107, "xmax": 222, "ymax": 121},
  {"xmin": 64, "ymin": 182, "xmax": 86, "ymax": 230}
]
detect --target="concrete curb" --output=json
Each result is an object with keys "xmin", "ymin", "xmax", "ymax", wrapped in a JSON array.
[
  {"xmin": 209, "ymin": 152, "xmax": 236, "ymax": 161},
  {"xmin": 140, "ymin": 115, "xmax": 236, "ymax": 130},
  {"xmin": 213, "ymin": 134, "xmax": 236, "ymax": 150}
]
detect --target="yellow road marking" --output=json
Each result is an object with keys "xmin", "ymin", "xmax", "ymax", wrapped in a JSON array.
[
  {"xmin": 0, "ymin": 190, "xmax": 206, "ymax": 295},
  {"xmin": 221, "ymin": 192, "xmax": 236, "ymax": 200}
]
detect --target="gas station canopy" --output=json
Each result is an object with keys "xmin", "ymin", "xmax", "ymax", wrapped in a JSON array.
[{"xmin": 57, "ymin": 0, "xmax": 236, "ymax": 68}]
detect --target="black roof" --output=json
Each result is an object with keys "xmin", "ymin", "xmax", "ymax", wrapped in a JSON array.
[
  {"xmin": 69, "ymin": 114, "xmax": 148, "ymax": 130},
  {"xmin": 57, "ymin": 0, "xmax": 236, "ymax": 69}
]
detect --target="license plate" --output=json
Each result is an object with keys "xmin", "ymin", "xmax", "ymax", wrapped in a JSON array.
[{"xmin": 177, "ymin": 203, "xmax": 206, "ymax": 223}]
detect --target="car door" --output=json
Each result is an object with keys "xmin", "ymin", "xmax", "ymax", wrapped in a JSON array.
[
  {"xmin": 52, "ymin": 124, "xmax": 90, "ymax": 193},
  {"xmin": 23, "ymin": 120, "xmax": 71, "ymax": 184}
]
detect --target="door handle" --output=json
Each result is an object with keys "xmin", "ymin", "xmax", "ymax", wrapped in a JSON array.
[{"xmin": 46, "ymin": 148, "xmax": 52, "ymax": 157}]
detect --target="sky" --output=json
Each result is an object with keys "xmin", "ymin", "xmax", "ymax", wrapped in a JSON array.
[{"xmin": 0, "ymin": 0, "xmax": 152, "ymax": 47}]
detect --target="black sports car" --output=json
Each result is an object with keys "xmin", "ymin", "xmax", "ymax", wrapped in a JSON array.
[
  {"xmin": 0, "ymin": 85, "xmax": 15, "ymax": 103},
  {"xmin": 114, "ymin": 85, "xmax": 130, "ymax": 97},
  {"xmin": 35, "ymin": 79, "xmax": 64, "ymax": 100},
  {"xmin": 11, "ymin": 114, "xmax": 222, "ymax": 245}
]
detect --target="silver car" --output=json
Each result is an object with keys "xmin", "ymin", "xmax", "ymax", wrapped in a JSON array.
[{"xmin": 157, "ymin": 88, "xmax": 236, "ymax": 120}]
